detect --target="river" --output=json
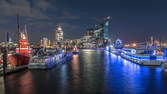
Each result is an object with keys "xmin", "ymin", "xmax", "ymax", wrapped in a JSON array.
[{"xmin": 4, "ymin": 49, "xmax": 167, "ymax": 94}]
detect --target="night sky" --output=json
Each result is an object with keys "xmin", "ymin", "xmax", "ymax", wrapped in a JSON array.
[{"xmin": 0, "ymin": 0, "xmax": 167, "ymax": 43}]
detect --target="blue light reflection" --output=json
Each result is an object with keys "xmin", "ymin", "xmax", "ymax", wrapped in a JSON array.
[{"xmin": 104, "ymin": 51, "xmax": 165, "ymax": 94}]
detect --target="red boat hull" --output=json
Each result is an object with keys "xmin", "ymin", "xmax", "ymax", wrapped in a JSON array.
[{"xmin": 8, "ymin": 54, "xmax": 30, "ymax": 66}]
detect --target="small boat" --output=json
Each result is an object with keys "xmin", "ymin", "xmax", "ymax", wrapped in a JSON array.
[
  {"xmin": 72, "ymin": 46, "xmax": 79, "ymax": 55},
  {"xmin": 28, "ymin": 49, "xmax": 72, "ymax": 69}
]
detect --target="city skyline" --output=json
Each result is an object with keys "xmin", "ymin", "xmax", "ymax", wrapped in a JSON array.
[
  {"xmin": 0, "ymin": 0, "xmax": 167, "ymax": 42},
  {"xmin": 1, "ymin": 1, "xmax": 167, "ymax": 94}
]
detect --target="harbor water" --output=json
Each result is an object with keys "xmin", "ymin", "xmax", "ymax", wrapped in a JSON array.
[{"xmin": 4, "ymin": 49, "xmax": 167, "ymax": 94}]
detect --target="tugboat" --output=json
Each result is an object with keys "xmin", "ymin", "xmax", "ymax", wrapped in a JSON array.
[
  {"xmin": 7, "ymin": 25, "xmax": 31, "ymax": 72},
  {"xmin": 72, "ymin": 46, "xmax": 79, "ymax": 55},
  {"xmin": 0, "ymin": 16, "xmax": 32, "ymax": 73}
]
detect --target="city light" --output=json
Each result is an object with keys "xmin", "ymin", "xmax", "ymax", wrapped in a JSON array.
[
  {"xmin": 0, "ymin": 0, "xmax": 167, "ymax": 94},
  {"xmin": 132, "ymin": 43, "xmax": 137, "ymax": 47}
]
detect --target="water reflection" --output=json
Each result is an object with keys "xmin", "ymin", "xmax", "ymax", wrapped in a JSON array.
[
  {"xmin": 5, "ymin": 71, "xmax": 35, "ymax": 94},
  {"xmin": 70, "ymin": 55, "xmax": 80, "ymax": 90},
  {"xmin": 59, "ymin": 64, "xmax": 68, "ymax": 94},
  {"xmin": 104, "ymin": 51, "xmax": 167, "ymax": 94},
  {"xmin": 3, "ymin": 49, "xmax": 167, "ymax": 94}
]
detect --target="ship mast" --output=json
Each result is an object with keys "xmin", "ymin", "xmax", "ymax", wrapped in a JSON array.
[
  {"xmin": 17, "ymin": 14, "xmax": 20, "ymax": 40},
  {"xmin": 17, "ymin": 14, "xmax": 21, "ymax": 52}
]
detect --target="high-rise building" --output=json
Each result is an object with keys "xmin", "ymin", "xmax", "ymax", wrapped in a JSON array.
[
  {"xmin": 69, "ymin": 17, "xmax": 110, "ymax": 48},
  {"xmin": 103, "ymin": 17, "xmax": 110, "ymax": 40},
  {"xmin": 91, "ymin": 17, "xmax": 110, "ymax": 47},
  {"xmin": 55, "ymin": 25, "xmax": 63, "ymax": 42}
]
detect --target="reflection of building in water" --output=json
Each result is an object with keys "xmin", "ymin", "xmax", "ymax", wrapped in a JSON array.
[
  {"xmin": 71, "ymin": 55, "xmax": 80, "ymax": 89},
  {"xmin": 71, "ymin": 55, "xmax": 79, "ymax": 71}
]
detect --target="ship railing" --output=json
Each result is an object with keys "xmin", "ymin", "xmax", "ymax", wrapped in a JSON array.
[
  {"xmin": 140, "ymin": 60, "xmax": 162, "ymax": 63},
  {"xmin": 30, "ymin": 56, "xmax": 49, "ymax": 64}
]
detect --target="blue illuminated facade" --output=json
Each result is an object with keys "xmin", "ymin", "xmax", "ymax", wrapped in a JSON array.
[
  {"xmin": 103, "ymin": 19, "xmax": 110, "ymax": 40},
  {"xmin": 82, "ymin": 17, "xmax": 111, "ymax": 48}
]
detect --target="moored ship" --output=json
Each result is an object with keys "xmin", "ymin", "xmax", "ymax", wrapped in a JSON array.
[
  {"xmin": 120, "ymin": 48, "xmax": 163, "ymax": 65},
  {"xmin": 6, "ymin": 25, "xmax": 31, "ymax": 72},
  {"xmin": 28, "ymin": 48, "xmax": 72, "ymax": 69},
  {"xmin": 106, "ymin": 40, "xmax": 164, "ymax": 66}
]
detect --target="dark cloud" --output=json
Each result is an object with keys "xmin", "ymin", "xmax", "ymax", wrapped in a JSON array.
[
  {"xmin": 60, "ymin": 11, "xmax": 80, "ymax": 20},
  {"xmin": 59, "ymin": 22, "xmax": 84, "ymax": 39},
  {"xmin": 0, "ymin": 0, "xmax": 49, "ymax": 19},
  {"xmin": 0, "ymin": 0, "xmax": 82, "ymax": 42},
  {"xmin": 0, "ymin": 0, "xmax": 167, "ymax": 42}
]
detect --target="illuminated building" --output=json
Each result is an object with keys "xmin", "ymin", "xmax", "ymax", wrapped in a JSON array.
[
  {"xmin": 41, "ymin": 37, "xmax": 49, "ymax": 48},
  {"xmin": 78, "ymin": 17, "xmax": 111, "ymax": 48},
  {"xmin": 54, "ymin": 24, "xmax": 64, "ymax": 48},
  {"xmin": 103, "ymin": 16, "xmax": 110, "ymax": 40},
  {"xmin": 61, "ymin": 17, "xmax": 110, "ymax": 48},
  {"xmin": 55, "ymin": 24, "xmax": 63, "ymax": 42}
]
